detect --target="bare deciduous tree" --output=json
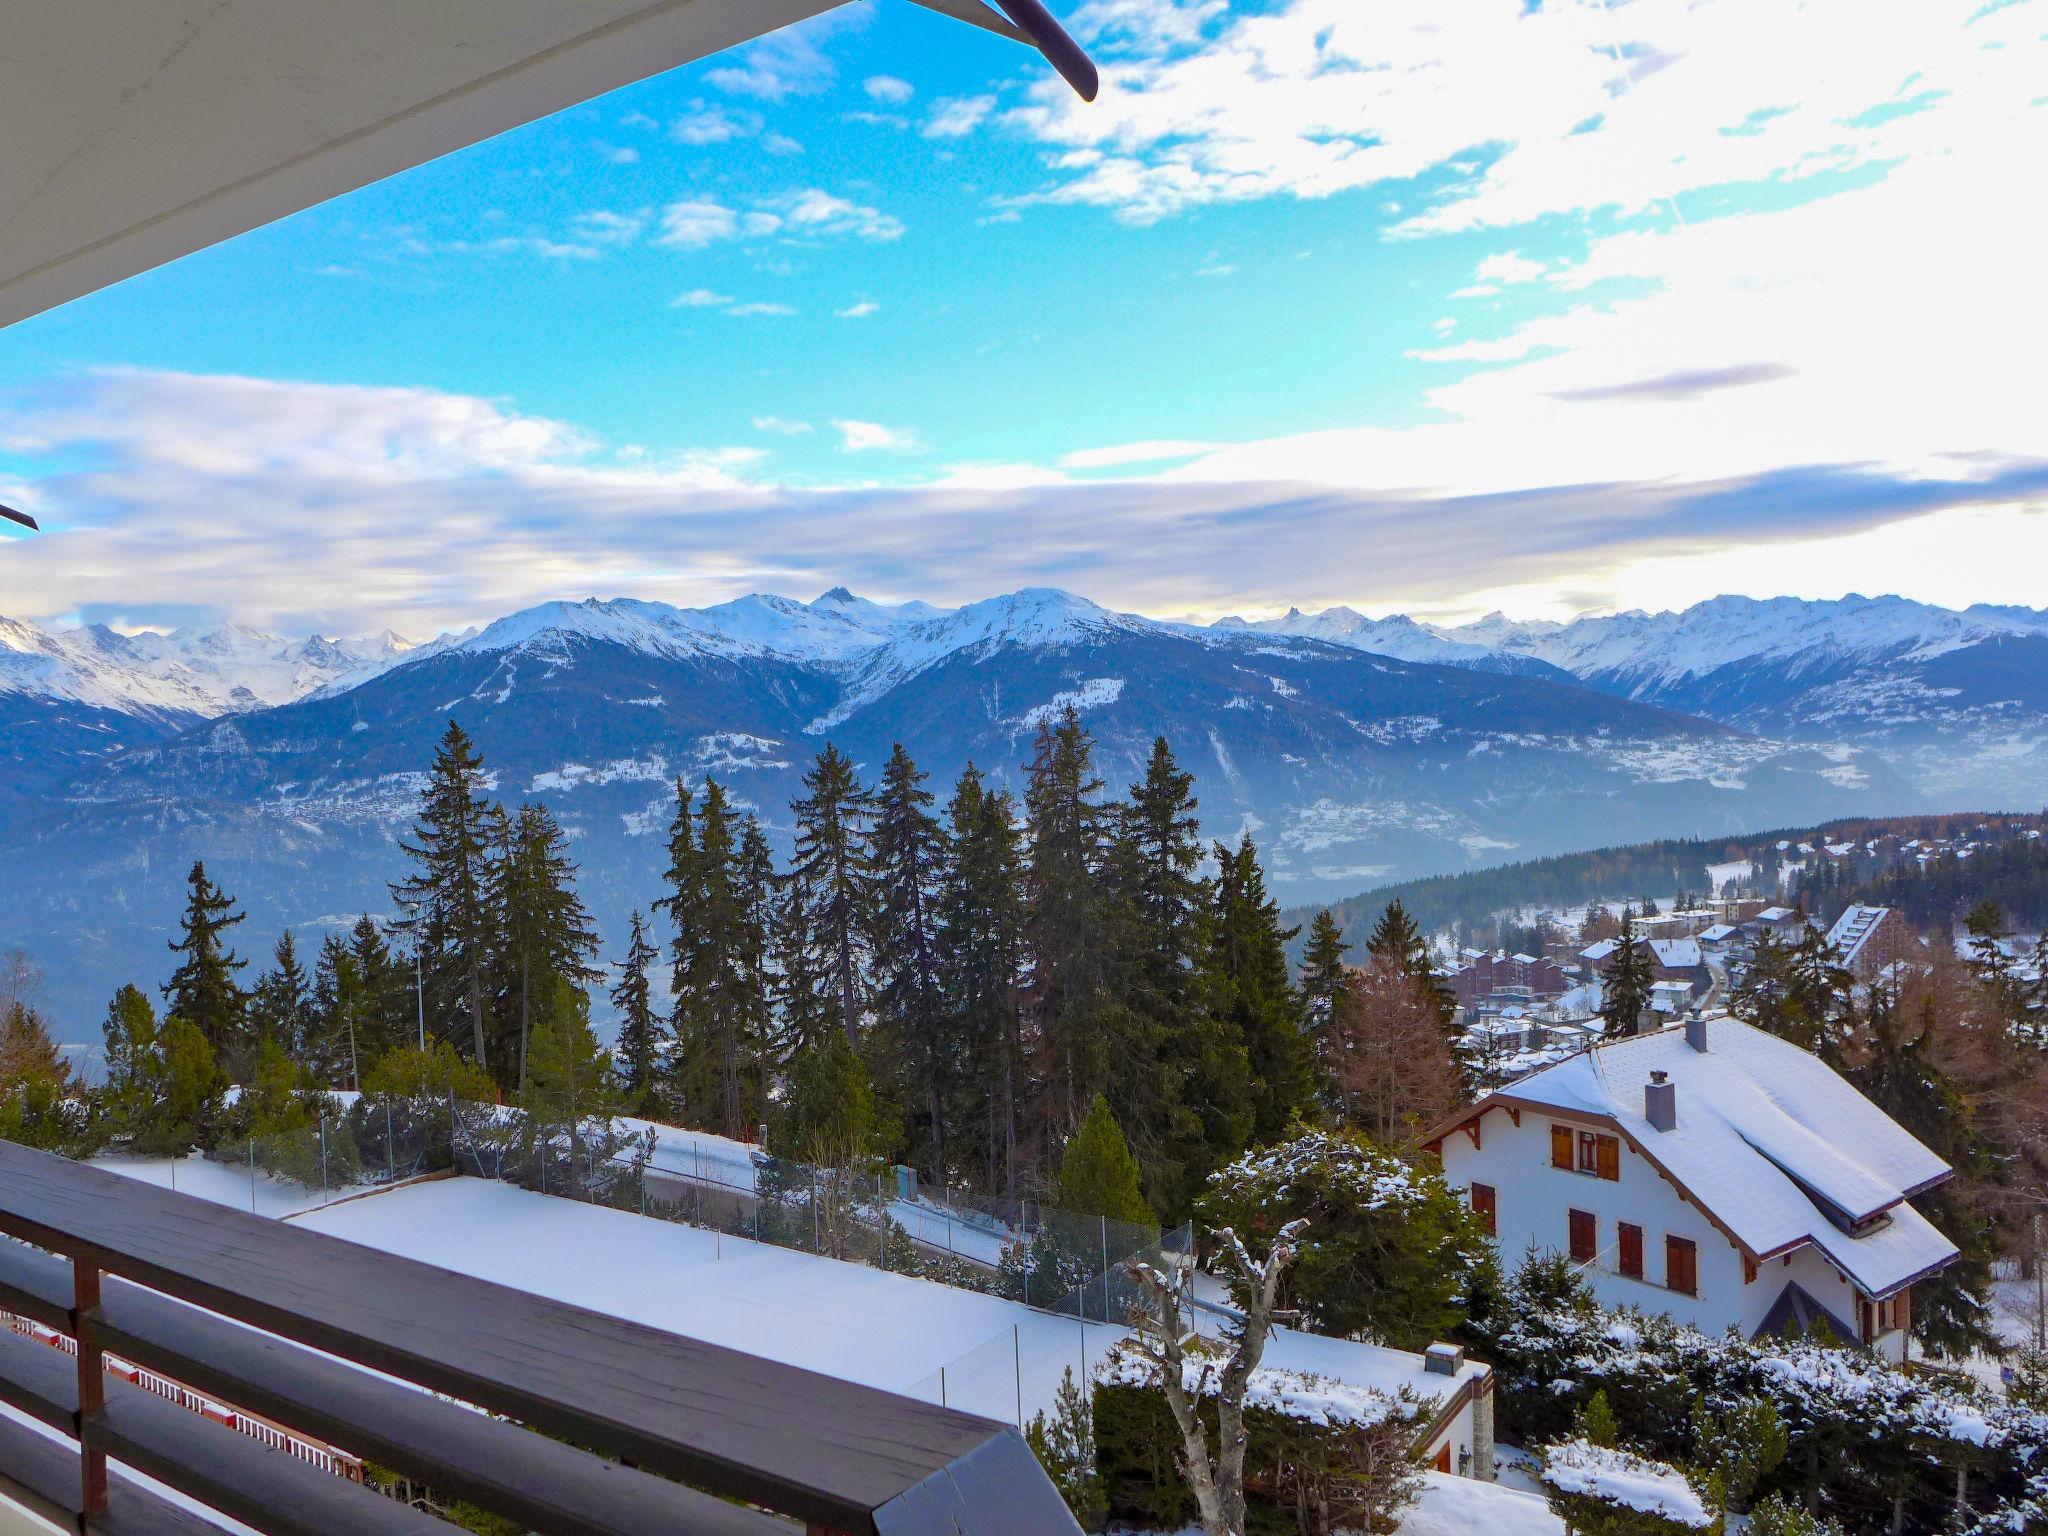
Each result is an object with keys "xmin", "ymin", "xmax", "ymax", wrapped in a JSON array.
[
  {"xmin": 1332, "ymin": 953, "xmax": 1464, "ymax": 1143},
  {"xmin": 1124, "ymin": 1219, "xmax": 1307, "ymax": 1536}
]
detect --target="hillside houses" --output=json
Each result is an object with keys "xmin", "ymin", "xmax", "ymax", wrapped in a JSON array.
[{"xmin": 1425, "ymin": 1016, "xmax": 1959, "ymax": 1363}]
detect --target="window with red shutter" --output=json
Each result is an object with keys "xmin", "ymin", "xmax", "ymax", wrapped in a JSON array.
[
  {"xmin": 1470, "ymin": 1183, "xmax": 1497, "ymax": 1235},
  {"xmin": 1665, "ymin": 1235, "xmax": 1698, "ymax": 1296},
  {"xmin": 1617, "ymin": 1222, "xmax": 1643, "ymax": 1279},
  {"xmin": 1568, "ymin": 1208, "xmax": 1596, "ymax": 1263}
]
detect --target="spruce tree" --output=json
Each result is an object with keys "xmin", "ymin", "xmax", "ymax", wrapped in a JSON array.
[
  {"xmin": 1114, "ymin": 737, "xmax": 1244, "ymax": 1217},
  {"xmin": 345, "ymin": 916, "xmax": 410, "ymax": 1068},
  {"xmin": 788, "ymin": 744, "xmax": 876, "ymax": 1045},
  {"xmin": 162, "ymin": 861, "xmax": 249, "ymax": 1059},
  {"xmin": 390, "ymin": 721, "xmax": 500, "ymax": 1072},
  {"xmin": 1732, "ymin": 928, "xmax": 1795, "ymax": 1037},
  {"xmin": 1597, "ymin": 916, "xmax": 1658, "ymax": 1037},
  {"xmin": 1206, "ymin": 838, "xmax": 1315, "ymax": 1143},
  {"xmin": 0, "ymin": 999, "xmax": 67, "ymax": 1093},
  {"xmin": 610, "ymin": 910, "xmax": 660, "ymax": 1112},
  {"xmin": 310, "ymin": 930, "xmax": 365, "ymax": 1088},
  {"xmin": 667, "ymin": 780, "xmax": 763, "ymax": 1139},
  {"xmin": 1298, "ymin": 909, "xmax": 1352, "ymax": 1092},
  {"xmin": 939, "ymin": 764, "xmax": 1027, "ymax": 1198},
  {"xmin": 495, "ymin": 800, "xmax": 601, "ymax": 1093},
  {"xmin": 1785, "ymin": 925, "xmax": 1855, "ymax": 1063},
  {"xmin": 1054, "ymin": 1093, "xmax": 1154, "ymax": 1225},
  {"xmin": 1022, "ymin": 706, "xmax": 1110, "ymax": 1129},
  {"xmin": 248, "ymin": 930, "xmax": 315, "ymax": 1065},
  {"xmin": 868, "ymin": 744, "xmax": 953, "ymax": 1172}
]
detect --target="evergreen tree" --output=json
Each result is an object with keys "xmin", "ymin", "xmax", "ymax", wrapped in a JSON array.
[
  {"xmin": 1785, "ymin": 925, "xmax": 1855, "ymax": 1064},
  {"xmin": 0, "ymin": 1001, "xmax": 87, "ymax": 1155},
  {"xmin": 867, "ymin": 744, "xmax": 954, "ymax": 1172},
  {"xmin": 1, "ymin": 999, "xmax": 66, "ymax": 1092},
  {"xmin": 1365, "ymin": 899, "xmax": 1457, "ymax": 1050},
  {"xmin": 1206, "ymin": 838, "xmax": 1315, "ymax": 1142},
  {"xmin": 666, "ymin": 780, "xmax": 765, "ymax": 1139},
  {"xmin": 248, "ymin": 930, "xmax": 315, "ymax": 1064},
  {"xmin": 519, "ymin": 996, "xmax": 619, "ymax": 1168},
  {"xmin": 1298, "ymin": 909, "xmax": 1351, "ymax": 1093},
  {"xmin": 345, "ymin": 916, "xmax": 411, "ymax": 1068},
  {"xmin": 1114, "ymin": 737, "xmax": 1245, "ymax": 1217},
  {"xmin": 732, "ymin": 814, "xmax": 778, "ymax": 1124},
  {"xmin": 309, "ymin": 930, "xmax": 366, "ymax": 1088},
  {"xmin": 101, "ymin": 984, "xmax": 226, "ymax": 1154},
  {"xmin": 390, "ymin": 721, "xmax": 500, "ymax": 1072},
  {"xmin": 609, "ymin": 909, "xmax": 661, "ymax": 1111},
  {"xmin": 1731, "ymin": 928, "xmax": 1796, "ymax": 1038},
  {"xmin": 162, "ymin": 860, "xmax": 249, "ymax": 1060},
  {"xmin": 1022, "ymin": 706, "xmax": 1110, "ymax": 1129},
  {"xmin": 1053, "ymin": 1093, "xmax": 1154, "ymax": 1225},
  {"xmin": 788, "ymin": 744, "xmax": 877, "ymax": 1045},
  {"xmin": 779, "ymin": 1030, "xmax": 883, "ymax": 1161},
  {"xmin": 495, "ymin": 800, "xmax": 601, "ymax": 1092},
  {"xmin": 1597, "ymin": 917, "xmax": 1658, "ymax": 1037},
  {"xmin": 939, "ymin": 764, "xmax": 1027, "ymax": 1197}
]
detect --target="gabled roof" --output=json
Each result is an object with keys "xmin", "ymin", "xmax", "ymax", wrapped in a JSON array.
[
  {"xmin": 1445, "ymin": 1017, "xmax": 1956, "ymax": 1297},
  {"xmin": 1647, "ymin": 937, "xmax": 1702, "ymax": 969},
  {"xmin": 1699, "ymin": 924, "xmax": 1739, "ymax": 942}
]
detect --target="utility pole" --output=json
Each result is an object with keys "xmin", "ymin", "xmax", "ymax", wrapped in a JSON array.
[{"xmin": 415, "ymin": 948, "xmax": 426, "ymax": 1051}]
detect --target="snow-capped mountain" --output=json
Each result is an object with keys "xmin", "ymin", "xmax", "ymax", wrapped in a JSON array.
[
  {"xmin": 1225, "ymin": 595, "xmax": 2048, "ymax": 808},
  {"xmin": 1213, "ymin": 607, "xmax": 1572, "ymax": 680},
  {"xmin": 6, "ymin": 584, "xmax": 1899, "ymax": 1036}
]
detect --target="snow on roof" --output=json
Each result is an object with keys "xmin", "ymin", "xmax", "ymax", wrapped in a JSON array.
[
  {"xmin": 1493, "ymin": 1017, "xmax": 1955, "ymax": 1294},
  {"xmin": 1400, "ymin": 1470, "xmax": 1564, "ymax": 1536},
  {"xmin": 1580, "ymin": 939, "xmax": 1619, "ymax": 962},
  {"xmin": 1539, "ymin": 1440, "xmax": 1712, "ymax": 1528},
  {"xmin": 1646, "ymin": 938, "xmax": 1701, "ymax": 968},
  {"xmin": 1756, "ymin": 906, "xmax": 1799, "ymax": 922},
  {"xmin": 1825, "ymin": 905, "xmax": 1892, "ymax": 969},
  {"xmin": 1699, "ymin": 924, "xmax": 1738, "ymax": 942}
]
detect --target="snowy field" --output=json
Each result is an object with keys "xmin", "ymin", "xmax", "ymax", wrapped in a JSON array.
[
  {"xmin": 1401, "ymin": 1470, "xmax": 1563, "ymax": 1536},
  {"xmin": 87, "ymin": 1152, "xmax": 343, "ymax": 1218},
  {"xmin": 294, "ymin": 1176, "xmax": 1121, "ymax": 1425}
]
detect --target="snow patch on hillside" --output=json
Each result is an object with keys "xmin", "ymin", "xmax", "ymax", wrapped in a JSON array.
[{"xmin": 1017, "ymin": 676, "xmax": 1124, "ymax": 729}]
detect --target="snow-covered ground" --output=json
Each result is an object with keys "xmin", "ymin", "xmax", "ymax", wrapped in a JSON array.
[
  {"xmin": 294, "ymin": 1176, "xmax": 1121, "ymax": 1426},
  {"xmin": 1400, "ymin": 1469, "xmax": 1563, "ymax": 1536},
  {"xmin": 87, "ymin": 1152, "xmax": 343, "ymax": 1218}
]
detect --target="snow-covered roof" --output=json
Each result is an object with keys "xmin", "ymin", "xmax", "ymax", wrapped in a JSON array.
[
  {"xmin": 1756, "ymin": 906, "xmax": 1800, "ymax": 923},
  {"xmin": 1579, "ymin": 939, "xmax": 1619, "ymax": 963},
  {"xmin": 1478, "ymin": 1017, "xmax": 1955, "ymax": 1295},
  {"xmin": 1698, "ymin": 924, "xmax": 1738, "ymax": 943},
  {"xmin": 1825, "ymin": 905, "xmax": 1892, "ymax": 969},
  {"xmin": 1647, "ymin": 938, "xmax": 1702, "ymax": 969}
]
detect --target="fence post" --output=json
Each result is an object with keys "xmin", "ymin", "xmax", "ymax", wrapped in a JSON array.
[
  {"xmin": 248, "ymin": 1139, "xmax": 256, "ymax": 1214},
  {"xmin": 319, "ymin": 1117, "xmax": 330, "ymax": 1206},
  {"xmin": 1014, "ymin": 1323, "xmax": 1023, "ymax": 1428},
  {"xmin": 71, "ymin": 1257, "xmax": 107, "ymax": 1519},
  {"xmin": 940, "ymin": 1365, "xmax": 947, "ymax": 1409}
]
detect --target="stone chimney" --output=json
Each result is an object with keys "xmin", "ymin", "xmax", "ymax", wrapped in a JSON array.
[
  {"xmin": 1686, "ymin": 1010, "xmax": 1709, "ymax": 1053},
  {"xmin": 1645, "ymin": 1069, "xmax": 1677, "ymax": 1132},
  {"xmin": 1424, "ymin": 1341, "xmax": 1465, "ymax": 1376}
]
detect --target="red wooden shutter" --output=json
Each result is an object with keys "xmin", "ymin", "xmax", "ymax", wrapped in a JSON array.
[
  {"xmin": 1596, "ymin": 1135, "xmax": 1620, "ymax": 1182},
  {"xmin": 1665, "ymin": 1236, "xmax": 1698, "ymax": 1296},
  {"xmin": 1569, "ymin": 1208, "xmax": 1596, "ymax": 1263},
  {"xmin": 1617, "ymin": 1222, "xmax": 1643, "ymax": 1278},
  {"xmin": 1471, "ymin": 1183, "xmax": 1497, "ymax": 1235},
  {"xmin": 1551, "ymin": 1125, "xmax": 1573, "ymax": 1169}
]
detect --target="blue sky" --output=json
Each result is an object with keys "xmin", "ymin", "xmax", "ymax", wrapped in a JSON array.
[{"xmin": 2, "ymin": 0, "xmax": 2045, "ymax": 636}]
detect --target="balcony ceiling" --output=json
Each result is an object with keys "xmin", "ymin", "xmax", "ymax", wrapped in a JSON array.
[{"xmin": 0, "ymin": 0, "xmax": 844, "ymax": 328}]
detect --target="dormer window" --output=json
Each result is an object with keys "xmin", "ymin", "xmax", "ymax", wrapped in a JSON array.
[{"xmin": 1552, "ymin": 1123, "xmax": 1619, "ymax": 1180}]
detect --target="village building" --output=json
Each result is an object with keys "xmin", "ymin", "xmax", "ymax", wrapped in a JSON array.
[
  {"xmin": 1824, "ymin": 904, "xmax": 1905, "ymax": 983},
  {"xmin": 1425, "ymin": 1015, "xmax": 1958, "ymax": 1363}
]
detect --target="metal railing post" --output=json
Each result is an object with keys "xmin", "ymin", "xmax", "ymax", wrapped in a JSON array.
[{"xmin": 71, "ymin": 1257, "xmax": 107, "ymax": 1518}]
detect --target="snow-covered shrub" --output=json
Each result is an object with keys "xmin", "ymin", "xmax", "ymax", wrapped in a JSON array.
[
  {"xmin": 1092, "ymin": 1341, "xmax": 1425, "ymax": 1535},
  {"xmin": 1196, "ymin": 1127, "xmax": 1490, "ymax": 1348},
  {"xmin": 1538, "ymin": 1436, "xmax": 1714, "ymax": 1534}
]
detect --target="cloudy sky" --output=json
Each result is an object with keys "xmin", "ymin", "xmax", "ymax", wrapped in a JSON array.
[{"xmin": 2, "ymin": 0, "xmax": 2045, "ymax": 638}]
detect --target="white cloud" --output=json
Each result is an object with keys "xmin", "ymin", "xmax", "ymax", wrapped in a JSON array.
[
  {"xmin": 1059, "ymin": 439, "xmax": 1225, "ymax": 470},
  {"xmin": 593, "ymin": 142, "xmax": 640, "ymax": 165},
  {"xmin": 704, "ymin": 11, "xmax": 855, "ymax": 100},
  {"xmin": 832, "ymin": 419, "xmax": 920, "ymax": 453},
  {"xmin": 1474, "ymin": 251, "xmax": 1545, "ymax": 284},
  {"xmin": 727, "ymin": 302, "xmax": 797, "ymax": 317},
  {"xmin": 654, "ymin": 200, "xmax": 740, "ymax": 249},
  {"xmin": 568, "ymin": 209, "xmax": 646, "ymax": 247},
  {"xmin": 762, "ymin": 131, "xmax": 805, "ymax": 157},
  {"xmin": 670, "ymin": 103, "xmax": 762, "ymax": 145},
  {"xmin": 924, "ymin": 95, "xmax": 996, "ymax": 140},
  {"xmin": 835, "ymin": 300, "xmax": 880, "ymax": 319},
  {"xmin": 751, "ymin": 417, "xmax": 814, "ymax": 435},
  {"xmin": 768, "ymin": 189, "xmax": 905, "ymax": 243},
  {"xmin": 864, "ymin": 74, "xmax": 914, "ymax": 105},
  {"xmin": 670, "ymin": 288, "xmax": 733, "ymax": 308}
]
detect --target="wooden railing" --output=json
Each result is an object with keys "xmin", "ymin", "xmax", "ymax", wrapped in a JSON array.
[{"xmin": 0, "ymin": 1140, "xmax": 1079, "ymax": 1536}]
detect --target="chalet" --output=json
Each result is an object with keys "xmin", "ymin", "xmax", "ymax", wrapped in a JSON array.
[{"xmin": 1425, "ymin": 1015, "xmax": 1958, "ymax": 1362}]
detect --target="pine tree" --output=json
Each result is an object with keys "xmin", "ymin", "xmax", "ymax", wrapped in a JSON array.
[
  {"xmin": 939, "ymin": 764, "xmax": 1027, "ymax": 1197},
  {"xmin": 1054, "ymin": 1093, "xmax": 1154, "ymax": 1225},
  {"xmin": 390, "ymin": 721, "xmax": 500, "ymax": 1072},
  {"xmin": 788, "ymin": 744, "xmax": 876, "ymax": 1045},
  {"xmin": 1732, "ymin": 928, "xmax": 1796, "ymax": 1038},
  {"xmin": 610, "ymin": 910, "xmax": 660, "ymax": 1111},
  {"xmin": 1365, "ymin": 899, "xmax": 1457, "ymax": 1051},
  {"xmin": 248, "ymin": 930, "xmax": 314, "ymax": 1064},
  {"xmin": 0, "ymin": 999, "xmax": 68, "ymax": 1093},
  {"xmin": 1298, "ymin": 909, "xmax": 1352, "ymax": 1094},
  {"xmin": 1597, "ymin": 916, "xmax": 1658, "ymax": 1037},
  {"xmin": 1206, "ymin": 838, "xmax": 1315, "ymax": 1143},
  {"xmin": 868, "ymin": 744, "xmax": 954, "ymax": 1173},
  {"xmin": 162, "ymin": 860, "xmax": 249, "ymax": 1060},
  {"xmin": 495, "ymin": 800, "xmax": 601, "ymax": 1093},
  {"xmin": 310, "ymin": 930, "xmax": 365, "ymax": 1088},
  {"xmin": 1785, "ymin": 924, "xmax": 1855, "ymax": 1064},
  {"xmin": 1022, "ymin": 706, "xmax": 1110, "ymax": 1130},
  {"xmin": 345, "ymin": 916, "xmax": 411, "ymax": 1068}
]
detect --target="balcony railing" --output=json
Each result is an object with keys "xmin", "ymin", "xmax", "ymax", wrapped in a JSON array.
[{"xmin": 0, "ymin": 1140, "xmax": 1080, "ymax": 1536}]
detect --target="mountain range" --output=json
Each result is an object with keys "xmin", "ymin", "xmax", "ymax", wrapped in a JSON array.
[{"xmin": 5, "ymin": 586, "xmax": 2039, "ymax": 1037}]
